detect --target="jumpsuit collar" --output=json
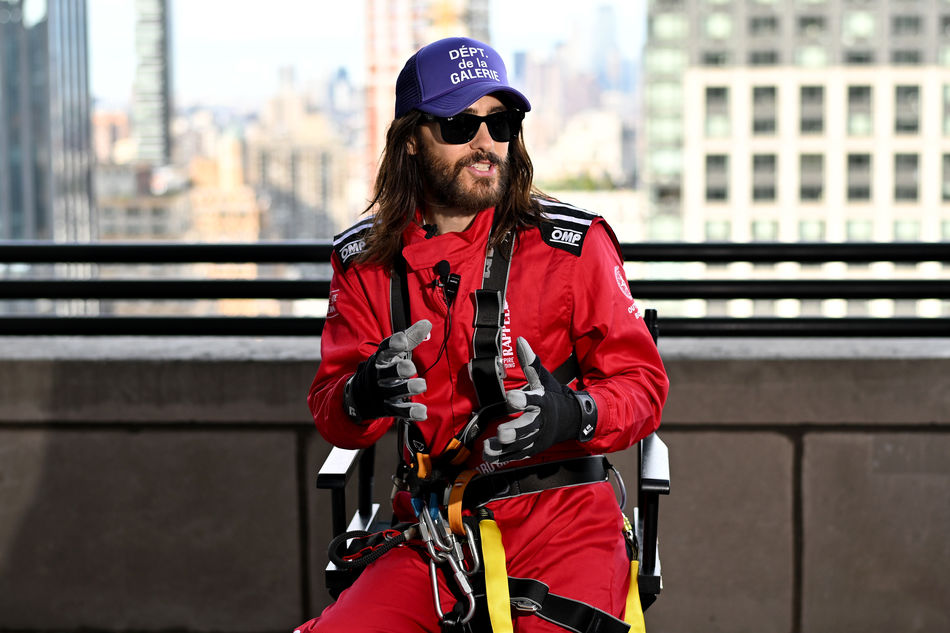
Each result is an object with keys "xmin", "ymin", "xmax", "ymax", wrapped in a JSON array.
[{"xmin": 400, "ymin": 207, "xmax": 496, "ymax": 272}]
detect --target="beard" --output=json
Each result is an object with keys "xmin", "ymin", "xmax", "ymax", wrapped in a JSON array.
[{"xmin": 417, "ymin": 145, "xmax": 510, "ymax": 214}]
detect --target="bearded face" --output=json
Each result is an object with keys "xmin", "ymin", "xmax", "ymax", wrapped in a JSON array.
[{"xmin": 416, "ymin": 144, "xmax": 511, "ymax": 214}]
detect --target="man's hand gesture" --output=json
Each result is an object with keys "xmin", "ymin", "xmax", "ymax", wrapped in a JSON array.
[{"xmin": 344, "ymin": 319, "xmax": 432, "ymax": 422}]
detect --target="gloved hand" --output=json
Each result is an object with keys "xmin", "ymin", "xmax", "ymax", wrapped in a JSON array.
[
  {"xmin": 482, "ymin": 337, "xmax": 598, "ymax": 463},
  {"xmin": 343, "ymin": 319, "xmax": 432, "ymax": 422}
]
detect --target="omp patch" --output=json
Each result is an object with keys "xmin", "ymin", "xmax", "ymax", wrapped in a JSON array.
[
  {"xmin": 536, "ymin": 198, "xmax": 597, "ymax": 255},
  {"xmin": 333, "ymin": 218, "xmax": 373, "ymax": 270}
]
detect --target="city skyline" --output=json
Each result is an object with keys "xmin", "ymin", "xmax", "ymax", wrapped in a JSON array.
[{"xmin": 87, "ymin": 0, "xmax": 646, "ymax": 109}]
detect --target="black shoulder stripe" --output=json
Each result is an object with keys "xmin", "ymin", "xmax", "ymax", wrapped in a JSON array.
[
  {"xmin": 535, "ymin": 198, "xmax": 599, "ymax": 256},
  {"xmin": 333, "ymin": 218, "xmax": 373, "ymax": 269}
]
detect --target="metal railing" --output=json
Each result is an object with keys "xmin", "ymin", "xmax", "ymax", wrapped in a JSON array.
[{"xmin": 2, "ymin": 240, "xmax": 950, "ymax": 336}]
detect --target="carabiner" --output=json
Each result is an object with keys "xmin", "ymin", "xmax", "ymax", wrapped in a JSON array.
[{"xmin": 461, "ymin": 522, "xmax": 481, "ymax": 576}]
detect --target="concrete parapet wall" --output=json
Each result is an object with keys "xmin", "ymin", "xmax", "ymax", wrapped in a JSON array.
[{"xmin": 0, "ymin": 337, "xmax": 947, "ymax": 633}]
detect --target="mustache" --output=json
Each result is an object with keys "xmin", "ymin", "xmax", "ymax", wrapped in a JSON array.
[{"xmin": 457, "ymin": 151, "xmax": 503, "ymax": 168}]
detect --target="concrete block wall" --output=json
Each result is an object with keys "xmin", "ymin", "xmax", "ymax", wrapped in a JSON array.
[{"xmin": 0, "ymin": 336, "xmax": 947, "ymax": 633}]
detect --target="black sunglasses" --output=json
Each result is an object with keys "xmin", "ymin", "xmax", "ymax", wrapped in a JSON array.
[{"xmin": 422, "ymin": 109, "xmax": 525, "ymax": 144}]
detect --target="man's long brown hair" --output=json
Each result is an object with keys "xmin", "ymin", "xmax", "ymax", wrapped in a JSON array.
[{"xmin": 357, "ymin": 109, "xmax": 548, "ymax": 266}]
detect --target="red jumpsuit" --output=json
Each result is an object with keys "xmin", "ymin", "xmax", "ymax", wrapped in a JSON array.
[{"xmin": 304, "ymin": 201, "xmax": 668, "ymax": 632}]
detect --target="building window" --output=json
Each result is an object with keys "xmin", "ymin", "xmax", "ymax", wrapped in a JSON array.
[
  {"xmin": 943, "ymin": 154, "xmax": 950, "ymax": 200},
  {"xmin": 799, "ymin": 219, "xmax": 826, "ymax": 241},
  {"xmin": 647, "ymin": 214, "xmax": 682, "ymax": 241},
  {"xmin": 800, "ymin": 85, "xmax": 825, "ymax": 133},
  {"xmin": 894, "ymin": 220, "xmax": 921, "ymax": 241},
  {"xmin": 848, "ymin": 85, "xmax": 873, "ymax": 135},
  {"xmin": 651, "ymin": 13, "xmax": 689, "ymax": 39},
  {"xmin": 844, "ymin": 50, "xmax": 875, "ymax": 64},
  {"xmin": 892, "ymin": 50, "xmax": 922, "ymax": 65},
  {"xmin": 798, "ymin": 15, "xmax": 827, "ymax": 36},
  {"xmin": 895, "ymin": 85, "xmax": 920, "ymax": 133},
  {"xmin": 646, "ymin": 48, "xmax": 688, "ymax": 73},
  {"xmin": 705, "ymin": 220, "xmax": 732, "ymax": 241},
  {"xmin": 705, "ymin": 13, "xmax": 733, "ymax": 39},
  {"xmin": 944, "ymin": 86, "xmax": 950, "ymax": 135},
  {"xmin": 846, "ymin": 219, "xmax": 873, "ymax": 242},
  {"xmin": 705, "ymin": 154, "xmax": 729, "ymax": 202},
  {"xmin": 752, "ymin": 154, "xmax": 777, "ymax": 201},
  {"xmin": 752, "ymin": 219, "xmax": 779, "ymax": 241},
  {"xmin": 797, "ymin": 46, "xmax": 828, "ymax": 66},
  {"xmin": 752, "ymin": 86, "xmax": 777, "ymax": 134},
  {"xmin": 847, "ymin": 153, "xmax": 872, "ymax": 201},
  {"xmin": 894, "ymin": 153, "xmax": 919, "ymax": 201},
  {"xmin": 842, "ymin": 11, "xmax": 875, "ymax": 40},
  {"xmin": 800, "ymin": 153, "xmax": 824, "ymax": 201},
  {"xmin": 892, "ymin": 15, "xmax": 923, "ymax": 36},
  {"xmin": 702, "ymin": 51, "xmax": 730, "ymax": 65},
  {"xmin": 749, "ymin": 15, "xmax": 779, "ymax": 36},
  {"xmin": 749, "ymin": 50, "xmax": 779, "ymax": 65},
  {"xmin": 705, "ymin": 86, "xmax": 730, "ymax": 137}
]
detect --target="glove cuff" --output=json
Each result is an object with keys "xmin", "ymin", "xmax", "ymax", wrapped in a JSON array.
[
  {"xmin": 343, "ymin": 374, "xmax": 366, "ymax": 423},
  {"xmin": 573, "ymin": 391, "xmax": 598, "ymax": 442}
]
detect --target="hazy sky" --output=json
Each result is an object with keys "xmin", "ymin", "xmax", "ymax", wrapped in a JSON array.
[{"xmin": 88, "ymin": 0, "xmax": 645, "ymax": 109}]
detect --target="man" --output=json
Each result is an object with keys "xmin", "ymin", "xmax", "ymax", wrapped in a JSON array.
[{"xmin": 301, "ymin": 36, "xmax": 668, "ymax": 633}]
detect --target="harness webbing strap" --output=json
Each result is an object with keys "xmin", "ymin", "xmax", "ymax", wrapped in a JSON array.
[
  {"xmin": 625, "ymin": 561, "xmax": 646, "ymax": 633},
  {"xmin": 464, "ymin": 455, "xmax": 609, "ymax": 508},
  {"xmin": 506, "ymin": 577, "xmax": 632, "ymax": 633},
  {"xmin": 390, "ymin": 254, "xmax": 410, "ymax": 333},
  {"xmin": 447, "ymin": 469, "xmax": 478, "ymax": 535},
  {"xmin": 468, "ymin": 231, "xmax": 514, "ymax": 414},
  {"xmin": 479, "ymin": 517, "xmax": 514, "ymax": 633}
]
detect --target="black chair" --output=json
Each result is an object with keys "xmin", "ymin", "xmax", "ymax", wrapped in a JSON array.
[{"xmin": 316, "ymin": 308, "xmax": 670, "ymax": 609}]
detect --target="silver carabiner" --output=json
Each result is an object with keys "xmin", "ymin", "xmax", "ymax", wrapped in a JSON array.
[
  {"xmin": 609, "ymin": 463, "xmax": 627, "ymax": 511},
  {"xmin": 444, "ymin": 554, "xmax": 477, "ymax": 624},
  {"xmin": 428, "ymin": 556, "xmax": 477, "ymax": 625},
  {"xmin": 461, "ymin": 522, "xmax": 481, "ymax": 576},
  {"xmin": 420, "ymin": 503, "xmax": 454, "ymax": 554}
]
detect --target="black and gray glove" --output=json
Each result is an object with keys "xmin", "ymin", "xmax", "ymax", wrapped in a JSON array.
[
  {"xmin": 343, "ymin": 319, "xmax": 432, "ymax": 422},
  {"xmin": 482, "ymin": 337, "xmax": 598, "ymax": 463}
]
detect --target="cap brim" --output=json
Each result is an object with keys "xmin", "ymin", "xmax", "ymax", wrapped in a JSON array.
[{"xmin": 416, "ymin": 83, "xmax": 531, "ymax": 117}]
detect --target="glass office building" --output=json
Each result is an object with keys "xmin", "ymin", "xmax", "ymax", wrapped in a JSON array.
[{"xmin": 0, "ymin": 0, "xmax": 94, "ymax": 240}]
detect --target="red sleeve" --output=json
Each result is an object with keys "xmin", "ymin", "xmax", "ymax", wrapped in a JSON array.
[
  {"xmin": 307, "ymin": 254, "xmax": 397, "ymax": 448},
  {"xmin": 570, "ymin": 219, "xmax": 669, "ymax": 453}
]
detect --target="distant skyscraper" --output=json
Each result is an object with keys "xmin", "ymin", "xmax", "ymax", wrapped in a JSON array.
[
  {"xmin": 132, "ymin": 0, "xmax": 172, "ymax": 165},
  {"xmin": 244, "ymin": 70, "xmax": 350, "ymax": 239},
  {"xmin": 364, "ymin": 0, "xmax": 491, "ymax": 189},
  {"xmin": 644, "ymin": 0, "xmax": 950, "ymax": 248},
  {"xmin": 643, "ymin": 0, "xmax": 950, "ymax": 319},
  {"xmin": 0, "ymin": 0, "xmax": 94, "ymax": 240}
]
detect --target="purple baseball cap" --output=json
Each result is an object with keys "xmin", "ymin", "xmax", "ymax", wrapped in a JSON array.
[{"xmin": 394, "ymin": 36, "xmax": 531, "ymax": 119}]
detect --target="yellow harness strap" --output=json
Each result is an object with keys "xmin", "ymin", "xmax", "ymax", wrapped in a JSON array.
[
  {"xmin": 479, "ymin": 517, "xmax": 513, "ymax": 633},
  {"xmin": 624, "ymin": 560, "xmax": 646, "ymax": 633}
]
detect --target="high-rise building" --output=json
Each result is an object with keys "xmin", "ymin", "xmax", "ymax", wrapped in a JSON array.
[
  {"xmin": 132, "ymin": 0, "xmax": 172, "ymax": 165},
  {"xmin": 643, "ymin": 0, "xmax": 950, "ymax": 246},
  {"xmin": 643, "ymin": 0, "xmax": 950, "ymax": 317},
  {"xmin": 364, "ymin": 0, "xmax": 490, "ymax": 188},
  {"xmin": 0, "ymin": 0, "xmax": 94, "ymax": 240},
  {"xmin": 244, "ymin": 69, "xmax": 351, "ymax": 239}
]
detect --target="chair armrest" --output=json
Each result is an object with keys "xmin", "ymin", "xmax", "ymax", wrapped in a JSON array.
[
  {"xmin": 640, "ymin": 433, "xmax": 670, "ymax": 495},
  {"xmin": 316, "ymin": 445, "xmax": 376, "ymax": 536},
  {"xmin": 317, "ymin": 447, "xmax": 362, "ymax": 490},
  {"xmin": 637, "ymin": 433, "xmax": 670, "ymax": 601}
]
